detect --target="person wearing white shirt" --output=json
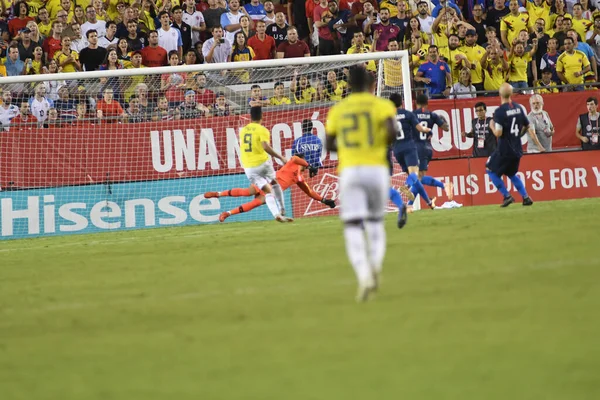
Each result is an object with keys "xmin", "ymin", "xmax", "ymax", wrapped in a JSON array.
[
  {"xmin": 158, "ymin": 11, "xmax": 183, "ymax": 58},
  {"xmin": 81, "ymin": 5, "xmax": 107, "ymax": 38},
  {"xmin": 416, "ymin": 1, "xmax": 435, "ymax": 34},
  {"xmin": 70, "ymin": 23, "xmax": 89, "ymax": 52},
  {"xmin": 0, "ymin": 91, "xmax": 20, "ymax": 128},
  {"xmin": 98, "ymin": 21, "xmax": 119, "ymax": 48},
  {"xmin": 202, "ymin": 25, "xmax": 232, "ymax": 64},
  {"xmin": 182, "ymin": 0, "xmax": 206, "ymax": 45},
  {"xmin": 586, "ymin": 15, "xmax": 600, "ymax": 63},
  {"xmin": 29, "ymin": 84, "xmax": 54, "ymax": 125},
  {"xmin": 220, "ymin": 0, "xmax": 246, "ymax": 45},
  {"xmin": 263, "ymin": 1, "xmax": 276, "ymax": 26}
]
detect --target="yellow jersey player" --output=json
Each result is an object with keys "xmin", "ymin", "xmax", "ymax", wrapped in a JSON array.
[
  {"xmin": 239, "ymin": 106, "xmax": 291, "ymax": 222},
  {"xmin": 325, "ymin": 67, "xmax": 398, "ymax": 302}
]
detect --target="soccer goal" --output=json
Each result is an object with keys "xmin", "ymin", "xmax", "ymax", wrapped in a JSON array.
[{"xmin": 0, "ymin": 50, "xmax": 415, "ymax": 240}]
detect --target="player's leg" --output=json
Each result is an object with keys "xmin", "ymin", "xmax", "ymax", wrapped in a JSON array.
[
  {"xmin": 418, "ymin": 147, "xmax": 454, "ymax": 200},
  {"xmin": 205, "ymin": 185, "xmax": 258, "ymax": 198},
  {"xmin": 339, "ymin": 167, "xmax": 375, "ymax": 302},
  {"xmin": 387, "ymin": 148, "xmax": 405, "ymax": 213},
  {"xmin": 270, "ymin": 178, "xmax": 286, "ymax": 215},
  {"xmin": 486, "ymin": 153, "xmax": 514, "ymax": 207},
  {"xmin": 364, "ymin": 166, "xmax": 390, "ymax": 288},
  {"xmin": 505, "ymin": 158, "xmax": 533, "ymax": 206},
  {"xmin": 219, "ymin": 195, "xmax": 265, "ymax": 222},
  {"xmin": 394, "ymin": 150, "xmax": 415, "ymax": 201}
]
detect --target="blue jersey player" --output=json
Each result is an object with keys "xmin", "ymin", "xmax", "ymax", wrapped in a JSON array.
[
  {"xmin": 413, "ymin": 94, "xmax": 454, "ymax": 201},
  {"xmin": 389, "ymin": 93, "xmax": 436, "ymax": 211},
  {"xmin": 292, "ymin": 119, "xmax": 323, "ymax": 168},
  {"xmin": 487, "ymin": 83, "xmax": 534, "ymax": 207}
]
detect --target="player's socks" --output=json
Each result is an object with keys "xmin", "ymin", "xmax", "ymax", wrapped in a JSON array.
[
  {"xmin": 388, "ymin": 187, "xmax": 404, "ymax": 209},
  {"xmin": 204, "ymin": 191, "xmax": 219, "ymax": 198},
  {"xmin": 364, "ymin": 220, "xmax": 386, "ymax": 279},
  {"xmin": 509, "ymin": 175, "xmax": 529, "ymax": 199},
  {"xmin": 218, "ymin": 188, "xmax": 251, "ymax": 197},
  {"xmin": 272, "ymin": 183, "xmax": 285, "ymax": 213},
  {"xmin": 343, "ymin": 224, "xmax": 374, "ymax": 301},
  {"xmin": 410, "ymin": 179, "xmax": 433, "ymax": 206},
  {"xmin": 421, "ymin": 176, "xmax": 445, "ymax": 189},
  {"xmin": 405, "ymin": 172, "xmax": 419, "ymax": 187},
  {"xmin": 229, "ymin": 198, "xmax": 263, "ymax": 216},
  {"xmin": 486, "ymin": 171, "xmax": 510, "ymax": 197},
  {"xmin": 264, "ymin": 193, "xmax": 281, "ymax": 218}
]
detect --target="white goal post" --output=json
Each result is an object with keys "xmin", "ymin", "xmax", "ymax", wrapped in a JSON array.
[{"xmin": 0, "ymin": 51, "xmax": 415, "ymax": 241}]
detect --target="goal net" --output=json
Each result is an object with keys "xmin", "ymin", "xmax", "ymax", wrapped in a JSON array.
[{"xmin": 0, "ymin": 51, "xmax": 413, "ymax": 240}]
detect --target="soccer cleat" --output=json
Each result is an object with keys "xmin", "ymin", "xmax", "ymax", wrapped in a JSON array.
[
  {"xmin": 219, "ymin": 211, "xmax": 230, "ymax": 222},
  {"xmin": 397, "ymin": 204, "xmax": 407, "ymax": 229},
  {"xmin": 501, "ymin": 195, "xmax": 515, "ymax": 207},
  {"xmin": 523, "ymin": 196, "xmax": 534, "ymax": 206},
  {"xmin": 356, "ymin": 278, "xmax": 376, "ymax": 303},
  {"xmin": 398, "ymin": 185, "xmax": 415, "ymax": 201},
  {"xmin": 204, "ymin": 191, "xmax": 219, "ymax": 198},
  {"xmin": 428, "ymin": 197, "xmax": 437, "ymax": 209},
  {"xmin": 275, "ymin": 215, "xmax": 294, "ymax": 223},
  {"xmin": 371, "ymin": 271, "xmax": 381, "ymax": 293},
  {"xmin": 445, "ymin": 181, "xmax": 454, "ymax": 200}
]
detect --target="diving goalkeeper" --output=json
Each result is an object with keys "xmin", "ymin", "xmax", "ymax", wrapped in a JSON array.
[{"xmin": 205, "ymin": 154, "xmax": 336, "ymax": 222}]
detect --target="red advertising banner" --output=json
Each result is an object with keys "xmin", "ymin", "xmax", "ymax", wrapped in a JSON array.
[
  {"xmin": 290, "ymin": 150, "xmax": 600, "ymax": 218},
  {"xmin": 0, "ymin": 91, "xmax": 593, "ymax": 189}
]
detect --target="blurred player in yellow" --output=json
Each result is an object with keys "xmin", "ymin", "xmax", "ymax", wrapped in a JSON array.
[
  {"xmin": 239, "ymin": 106, "xmax": 291, "ymax": 222},
  {"xmin": 325, "ymin": 67, "xmax": 399, "ymax": 302}
]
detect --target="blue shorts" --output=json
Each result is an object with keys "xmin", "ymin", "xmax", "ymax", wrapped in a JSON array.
[
  {"xmin": 393, "ymin": 147, "xmax": 419, "ymax": 173},
  {"xmin": 417, "ymin": 145, "xmax": 433, "ymax": 171},
  {"xmin": 486, "ymin": 151, "xmax": 521, "ymax": 177}
]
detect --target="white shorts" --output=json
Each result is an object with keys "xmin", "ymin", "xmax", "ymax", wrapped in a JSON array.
[
  {"xmin": 244, "ymin": 159, "xmax": 276, "ymax": 190},
  {"xmin": 339, "ymin": 165, "xmax": 389, "ymax": 222}
]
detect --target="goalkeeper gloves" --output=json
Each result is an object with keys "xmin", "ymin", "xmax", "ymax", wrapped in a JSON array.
[
  {"xmin": 321, "ymin": 198, "xmax": 336, "ymax": 208},
  {"xmin": 308, "ymin": 165, "xmax": 319, "ymax": 178}
]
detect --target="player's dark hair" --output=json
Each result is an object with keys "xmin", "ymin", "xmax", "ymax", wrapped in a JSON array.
[
  {"xmin": 302, "ymin": 119, "xmax": 313, "ymax": 133},
  {"xmin": 348, "ymin": 66, "xmax": 370, "ymax": 92},
  {"xmin": 389, "ymin": 93, "xmax": 403, "ymax": 108},
  {"xmin": 416, "ymin": 94, "xmax": 429, "ymax": 106},
  {"xmin": 474, "ymin": 102, "xmax": 487, "ymax": 110},
  {"xmin": 586, "ymin": 97, "xmax": 598, "ymax": 105},
  {"xmin": 250, "ymin": 106, "xmax": 262, "ymax": 121}
]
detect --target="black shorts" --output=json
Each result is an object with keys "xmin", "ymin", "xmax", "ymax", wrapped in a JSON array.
[
  {"xmin": 417, "ymin": 145, "xmax": 433, "ymax": 171},
  {"xmin": 394, "ymin": 147, "xmax": 419, "ymax": 173},
  {"xmin": 486, "ymin": 151, "xmax": 521, "ymax": 177}
]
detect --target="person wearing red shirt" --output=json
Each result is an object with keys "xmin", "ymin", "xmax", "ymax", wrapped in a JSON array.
[
  {"xmin": 8, "ymin": 1, "xmax": 34, "ymax": 39},
  {"xmin": 276, "ymin": 27, "xmax": 311, "ymax": 58},
  {"xmin": 42, "ymin": 21, "xmax": 64, "ymax": 62},
  {"xmin": 314, "ymin": 0, "xmax": 336, "ymax": 55},
  {"xmin": 10, "ymin": 102, "xmax": 35, "ymax": 131},
  {"xmin": 96, "ymin": 88, "xmax": 126, "ymax": 122},
  {"xmin": 305, "ymin": 0, "xmax": 320, "ymax": 43},
  {"xmin": 193, "ymin": 74, "xmax": 216, "ymax": 106},
  {"xmin": 140, "ymin": 30, "xmax": 168, "ymax": 67},
  {"xmin": 247, "ymin": 20, "xmax": 276, "ymax": 60}
]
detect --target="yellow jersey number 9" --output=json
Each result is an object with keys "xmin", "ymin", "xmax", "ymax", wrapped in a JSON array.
[{"xmin": 243, "ymin": 133, "xmax": 252, "ymax": 152}]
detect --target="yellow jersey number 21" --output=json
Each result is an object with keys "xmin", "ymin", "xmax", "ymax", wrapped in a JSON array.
[{"xmin": 340, "ymin": 112, "xmax": 374, "ymax": 148}]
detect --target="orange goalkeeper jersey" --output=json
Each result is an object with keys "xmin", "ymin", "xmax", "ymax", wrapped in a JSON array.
[{"xmin": 276, "ymin": 156, "xmax": 309, "ymax": 190}]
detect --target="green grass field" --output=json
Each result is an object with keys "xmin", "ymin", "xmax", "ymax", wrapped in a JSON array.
[{"xmin": 1, "ymin": 199, "xmax": 599, "ymax": 400}]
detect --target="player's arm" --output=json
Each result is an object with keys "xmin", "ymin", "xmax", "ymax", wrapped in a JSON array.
[
  {"xmin": 325, "ymin": 134, "xmax": 337, "ymax": 152},
  {"xmin": 490, "ymin": 118, "xmax": 503, "ymax": 137},
  {"xmin": 296, "ymin": 181, "xmax": 336, "ymax": 208},
  {"xmin": 262, "ymin": 140, "xmax": 286, "ymax": 163},
  {"xmin": 435, "ymin": 114, "xmax": 450, "ymax": 132}
]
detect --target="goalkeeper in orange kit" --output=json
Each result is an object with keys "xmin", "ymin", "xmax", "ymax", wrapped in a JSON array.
[{"xmin": 204, "ymin": 154, "xmax": 336, "ymax": 222}]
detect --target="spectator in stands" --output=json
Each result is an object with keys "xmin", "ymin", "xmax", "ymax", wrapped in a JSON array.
[
  {"xmin": 212, "ymin": 91, "xmax": 230, "ymax": 116},
  {"xmin": 267, "ymin": 12, "xmax": 289, "ymax": 48},
  {"xmin": 10, "ymin": 102, "xmax": 35, "ymax": 131},
  {"xmin": 535, "ymin": 68, "xmax": 559, "ymax": 93},
  {"xmin": 486, "ymin": 0, "xmax": 510, "ymax": 35},
  {"xmin": 30, "ymin": 83, "xmax": 54, "ymax": 126},
  {"xmin": 501, "ymin": 0, "xmax": 529, "ymax": 50},
  {"xmin": 71, "ymin": 5, "xmax": 86, "ymax": 27},
  {"xmin": 140, "ymin": 30, "xmax": 167, "ymax": 67},
  {"xmin": 203, "ymin": 0, "xmax": 227, "ymax": 34},
  {"xmin": 585, "ymin": 15, "xmax": 600, "ymax": 63},
  {"xmin": 351, "ymin": 0, "xmax": 379, "ymax": 29},
  {"xmin": 248, "ymin": 20, "xmax": 276, "ymax": 60},
  {"xmin": 576, "ymin": 97, "xmax": 600, "ymax": 150},
  {"xmin": 152, "ymin": 95, "xmax": 178, "ymax": 121},
  {"xmin": 248, "ymin": 85, "xmax": 269, "ymax": 107},
  {"xmin": 415, "ymin": 45, "xmax": 452, "ymax": 98},
  {"xmin": 172, "ymin": 6, "xmax": 192, "ymax": 54},
  {"xmin": 239, "ymin": 15, "xmax": 255, "ymax": 39},
  {"xmin": 54, "ymin": 86, "xmax": 78, "ymax": 120},
  {"xmin": 461, "ymin": 102, "xmax": 496, "ymax": 157},
  {"xmin": 0, "ymin": 91, "xmax": 20, "ymax": 128},
  {"xmin": 70, "ymin": 23, "xmax": 88, "ymax": 53},
  {"xmin": 43, "ymin": 60, "xmax": 67, "ymax": 100},
  {"xmin": 380, "ymin": 38, "xmax": 403, "ymax": 95},
  {"xmin": 269, "ymin": 81, "xmax": 291, "ymax": 105},
  {"xmin": 117, "ymin": 38, "xmax": 131, "ymax": 64},
  {"xmin": 134, "ymin": 83, "xmax": 154, "ymax": 114},
  {"xmin": 9, "ymin": 1, "xmax": 33, "ymax": 38},
  {"xmin": 44, "ymin": 108, "xmax": 61, "ymax": 128},
  {"xmin": 557, "ymin": 37, "xmax": 590, "ymax": 91},
  {"xmin": 440, "ymin": 34, "xmax": 471, "ymax": 84},
  {"xmin": 571, "ymin": 3, "xmax": 591, "ymax": 40},
  {"xmin": 468, "ymin": 3, "xmax": 486, "ymax": 45},
  {"xmin": 162, "ymin": 51, "xmax": 187, "ymax": 103},
  {"xmin": 27, "ymin": 21, "xmax": 44, "ymax": 48},
  {"xmin": 347, "ymin": 31, "xmax": 376, "ymax": 71},
  {"xmin": 391, "ymin": 2, "xmax": 411, "ymax": 31},
  {"xmin": 125, "ymin": 21, "xmax": 146, "ymax": 51},
  {"xmin": 157, "ymin": 11, "xmax": 183, "ymax": 58},
  {"xmin": 566, "ymin": 29, "xmax": 598, "ymax": 82},
  {"xmin": 460, "ymin": 29, "xmax": 485, "ymax": 92},
  {"xmin": 43, "ymin": 22, "xmax": 64, "ymax": 62},
  {"xmin": 244, "ymin": 0, "xmax": 266, "ymax": 21},
  {"xmin": 192, "ymin": 73, "xmax": 216, "ymax": 106},
  {"xmin": 93, "ymin": 0, "xmax": 108, "ymax": 21},
  {"xmin": 366, "ymin": 7, "xmax": 401, "ymax": 52},
  {"xmin": 404, "ymin": 17, "xmax": 429, "ymax": 49},
  {"xmin": 221, "ymin": 0, "xmax": 245, "ymax": 45},
  {"xmin": 324, "ymin": 70, "xmax": 348, "ymax": 101},
  {"xmin": 507, "ymin": 39, "xmax": 536, "ymax": 91},
  {"xmin": 182, "ymin": 0, "xmax": 205, "ymax": 47},
  {"xmin": 326, "ymin": 0, "xmax": 353, "ymax": 53},
  {"xmin": 74, "ymin": 102, "xmax": 89, "ymax": 125},
  {"xmin": 97, "ymin": 87, "xmax": 126, "ymax": 123},
  {"xmin": 229, "ymin": 31, "xmax": 255, "ymax": 82},
  {"xmin": 79, "ymin": 30, "xmax": 107, "ymax": 71},
  {"xmin": 82, "ymin": 6, "xmax": 107, "ymax": 39},
  {"xmin": 17, "ymin": 28, "xmax": 35, "ymax": 61},
  {"xmin": 449, "ymin": 68, "xmax": 476, "ymax": 99},
  {"xmin": 54, "ymin": 36, "xmax": 82, "ymax": 73},
  {"xmin": 291, "ymin": 70, "xmax": 316, "ymax": 103},
  {"xmin": 481, "ymin": 45, "xmax": 508, "ymax": 95},
  {"xmin": 126, "ymin": 95, "xmax": 148, "ymax": 122},
  {"xmin": 178, "ymin": 90, "xmax": 210, "ymax": 119},
  {"xmin": 314, "ymin": 80, "xmax": 327, "ymax": 101},
  {"xmin": 313, "ymin": 0, "xmax": 337, "ymax": 55},
  {"xmin": 184, "ymin": 49, "xmax": 199, "ymax": 65},
  {"xmin": 54, "ymin": 9, "xmax": 70, "ymax": 35},
  {"xmin": 203, "ymin": 25, "xmax": 232, "ymax": 63},
  {"xmin": 37, "ymin": 7, "xmax": 52, "ymax": 38},
  {"xmin": 527, "ymin": 94, "xmax": 554, "ymax": 153},
  {"xmin": 116, "ymin": 6, "xmax": 135, "ymax": 37},
  {"xmin": 277, "ymin": 26, "xmax": 310, "ymax": 58},
  {"xmin": 100, "ymin": 47, "xmax": 125, "ymax": 72},
  {"xmin": 99, "ymin": 21, "xmax": 119, "ymax": 48},
  {"xmin": 431, "ymin": 0, "xmax": 461, "ymax": 19},
  {"xmin": 25, "ymin": 46, "xmax": 44, "ymax": 75},
  {"xmin": 5, "ymin": 45, "xmax": 25, "ymax": 76},
  {"xmin": 263, "ymin": 1, "xmax": 276, "ymax": 25}
]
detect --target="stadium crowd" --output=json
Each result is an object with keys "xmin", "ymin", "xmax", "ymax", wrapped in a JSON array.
[{"xmin": 0, "ymin": 0, "xmax": 599, "ymax": 129}]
